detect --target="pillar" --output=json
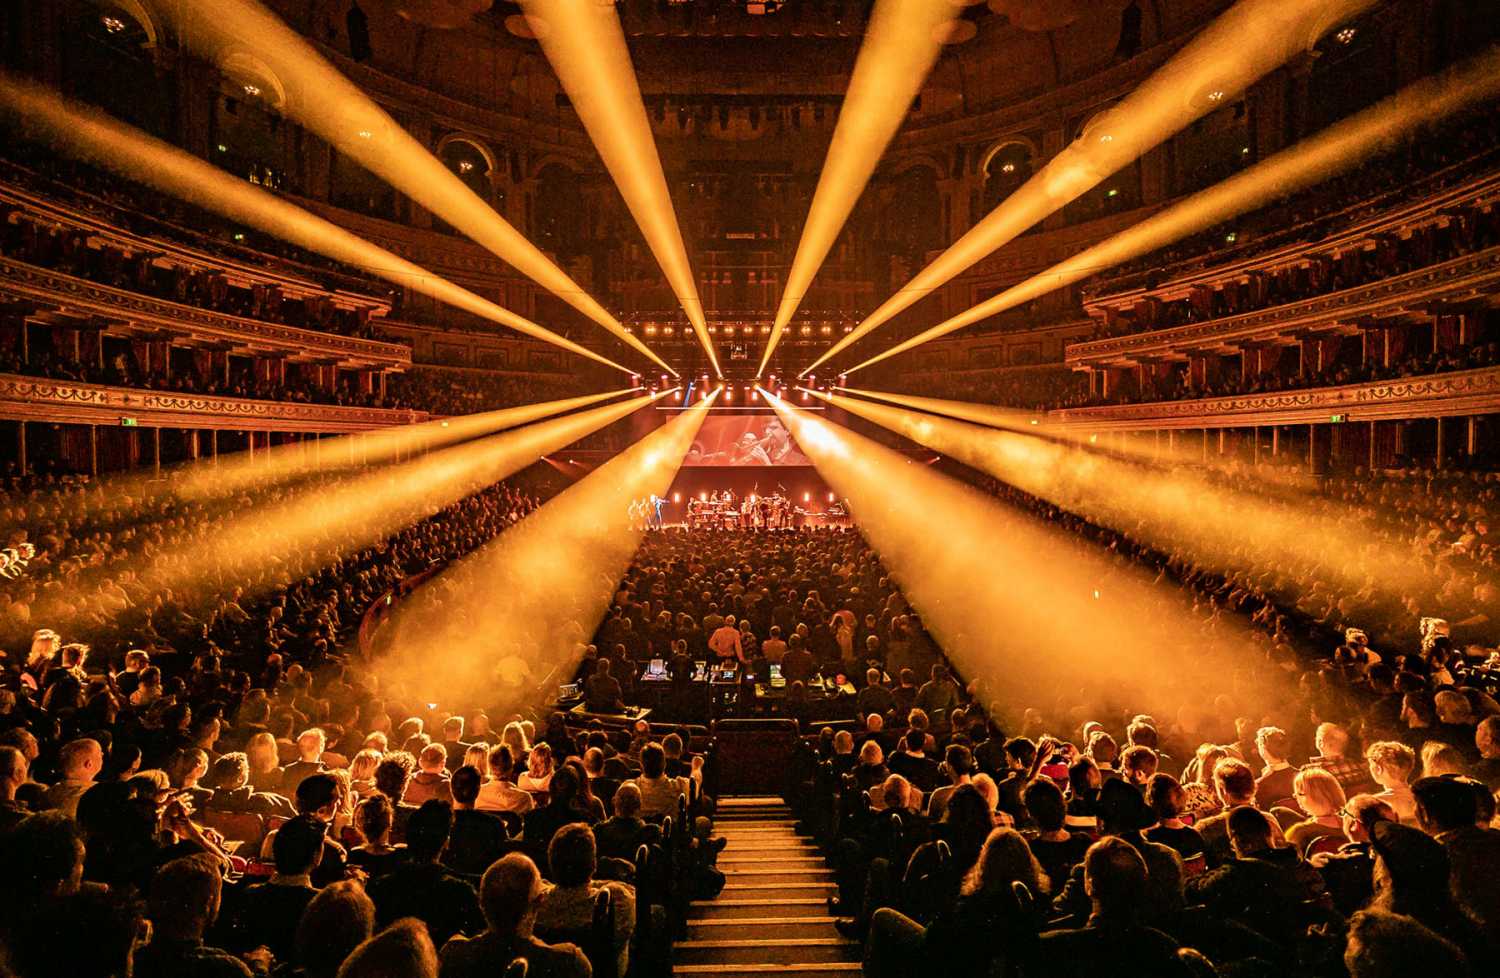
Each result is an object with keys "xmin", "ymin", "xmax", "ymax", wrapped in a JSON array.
[
  {"xmin": 15, "ymin": 421, "xmax": 26, "ymax": 477},
  {"xmin": 89, "ymin": 424, "xmax": 98, "ymax": 476},
  {"xmin": 153, "ymin": 428, "xmax": 161, "ymax": 478}
]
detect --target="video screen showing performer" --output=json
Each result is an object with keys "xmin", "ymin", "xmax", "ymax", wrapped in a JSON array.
[{"xmin": 683, "ymin": 415, "xmax": 810, "ymax": 466}]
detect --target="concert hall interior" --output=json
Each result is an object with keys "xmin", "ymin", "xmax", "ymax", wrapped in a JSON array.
[{"xmin": 2, "ymin": 3, "xmax": 1500, "ymax": 978}]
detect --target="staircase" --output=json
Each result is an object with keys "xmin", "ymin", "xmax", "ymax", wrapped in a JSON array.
[{"xmin": 675, "ymin": 797, "xmax": 861, "ymax": 978}]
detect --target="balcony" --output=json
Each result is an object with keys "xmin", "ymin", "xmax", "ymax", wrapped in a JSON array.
[
  {"xmin": 1066, "ymin": 245, "xmax": 1500, "ymax": 369},
  {"xmin": 1045, "ymin": 364, "xmax": 1500, "ymax": 430},
  {"xmin": 0, "ymin": 373, "xmax": 426, "ymax": 432}
]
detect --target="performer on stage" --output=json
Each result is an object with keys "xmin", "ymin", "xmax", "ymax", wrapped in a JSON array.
[{"xmin": 650, "ymin": 493, "xmax": 666, "ymax": 530}]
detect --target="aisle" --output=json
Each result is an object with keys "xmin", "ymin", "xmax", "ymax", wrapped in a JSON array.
[{"xmin": 675, "ymin": 797, "xmax": 861, "ymax": 978}]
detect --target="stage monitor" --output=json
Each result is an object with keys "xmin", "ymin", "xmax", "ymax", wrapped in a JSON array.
[{"xmin": 684, "ymin": 413, "xmax": 810, "ymax": 466}]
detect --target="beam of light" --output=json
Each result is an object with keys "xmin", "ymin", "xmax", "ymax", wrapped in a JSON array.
[
  {"xmin": 814, "ymin": 387, "xmax": 1432, "ymax": 608},
  {"xmin": 176, "ymin": 387, "xmax": 640, "ymax": 501},
  {"xmin": 149, "ymin": 0, "xmax": 673, "ymax": 376},
  {"xmin": 843, "ymin": 42, "xmax": 1500, "ymax": 374},
  {"xmin": 519, "ymin": 0, "xmax": 719, "ymax": 377},
  {"xmin": 0, "ymin": 74, "xmax": 631, "ymax": 373},
  {"xmin": 370, "ymin": 390, "xmax": 718, "ymax": 710},
  {"xmin": 758, "ymin": 390, "xmax": 1292, "ymax": 722},
  {"xmin": 45, "ymin": 391, "xmax": 665, "ymax": 636},
  {"xmin": 801, "ymin": 0, "xmax": 1382, "ymax": 377},
  {"xmin": 756, "ymin": 0, "xmax": 951, "ymax": 377}
]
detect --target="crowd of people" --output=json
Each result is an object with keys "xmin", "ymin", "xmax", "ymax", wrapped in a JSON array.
[
  {"xmin": 0, "ymin": 432, "xmax": 1497, "ymax": 978},
  {"xmin": 1073, "ymin": 337, "xmax": 1500, "ymax": 409},
  {"xmin": 1087, "ymin": 211, "xmax": 1500, "ymax": 343},
  {"xmin": 1085, "ymin": 106, "xmax": 1500, "ymax": 299},
  {"xmin": 385, "ymin": 371, "xmax": 600, "ymax": 417}
]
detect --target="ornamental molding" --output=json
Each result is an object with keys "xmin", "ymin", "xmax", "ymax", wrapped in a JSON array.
[
  {"xmin": 1066, "ymin": 246, "xmax": 1500, "ymax": 365},
  {"xmin": 1045, "ymin": 365, "xmax": 1500, "ymax": 430},
  {"xmin": 0, "ymin": 373, "xmax": 427, "ymax": 432},
  {"xmin": 0, "ymin": 256, "xmax": 411, "ymax": 367},
  {"xmin": 1083, "ymin": 165, "xmax": 1500, "ymax": 312},
  {"xmin": 0, "ymin": 181, "xmax": 388, "ymax": 308}
]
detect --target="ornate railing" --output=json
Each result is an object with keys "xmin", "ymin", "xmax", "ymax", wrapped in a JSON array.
[
  {"xmin": 0, "ymin": 373, "xmax": 427, "ymax": 432},
  {"xmin": 1066, "ymin": 246, "xmax": 1500, "ymax": 366},
  {"xmin": 1045, "ymin": 365, "xmax": 1500, "ymax": 429},
  {"xmin": 0, "ymin": 256, "xmax": 411, "ymax": 368}
]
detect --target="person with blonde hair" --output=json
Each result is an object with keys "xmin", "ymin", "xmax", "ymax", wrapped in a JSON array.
[
  {"xmin": 246, "ymin": 731, "xmax": 283, "ymax": 794},
  {"xmin": 349, "ymin": 749, "xmax": 383, "ymax": 799},
  {"xmin": 1365, "ymin": 741, "xmax": 1417, "ymax": 822},
  {"xmin": 499, "ymin": 721, "xmax": 530, "ymax": 759},
  {"xmin": 517, "ymin": 741, "xmax": 554, "ymax": 793},
  {"xmin": 1285, "ymin": 767, "xmax": 1348, "ymax": 851},
  {"xmin": 1420, "ymin": 741, "xmax": 1468, "ymax": 780},
  {"xmin": 462, "ymin": 743, "xmax": 489, "ymax": 778}
]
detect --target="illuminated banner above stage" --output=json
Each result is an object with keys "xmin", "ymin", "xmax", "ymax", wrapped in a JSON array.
[{"xmin": 684, "ymin": 414, "xmax": 810, "ymax": 466}]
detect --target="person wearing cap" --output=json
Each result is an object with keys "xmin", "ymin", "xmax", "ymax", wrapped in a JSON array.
[{"xmin": 1411, "ymin": 775, "xmax": 1500, "ymax": 941}]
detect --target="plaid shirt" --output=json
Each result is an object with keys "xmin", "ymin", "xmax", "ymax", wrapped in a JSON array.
[{"xmin": 1305, "ymin": 755, "xmax": 1376, "ymax": 797}]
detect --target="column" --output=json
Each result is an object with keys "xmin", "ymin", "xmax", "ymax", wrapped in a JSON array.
[
  {"xmin": 153, "ymin": 428, "xmax": 161, "ymax": 478},
  {"xmin": 89, "ymin": 424, "xmax": 98, "ymax": 476},
  {"xmin": 15, "ymin": 421, "xmax": 26, "ymax": 477}
]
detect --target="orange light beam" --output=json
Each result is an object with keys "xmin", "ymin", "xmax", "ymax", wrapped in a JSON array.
[
  {"xmin": 757, "ymin": 0, "xmax": 952, "ymax": 377},
  {"xmin": 370, "ymin": 389, "xmax": 719, "ymax": 708},
  {"xmin": 842, "ymin": 42, "xmax": 1500, "ymax": 374},
  {"xmin": 152, "ymin": 0, "xmax": 673, "ymax": 376},
  {"xmin": 0, "ymin": 73, "xmax": 633, "ymax": 373},
  {"xmin": 520, "ymin": 0, "xmax": 719, "ymax": 377},
  {"xmin": 178, "ymin": 386, "xmax": 645, "ymax": 500},
  {"xmin": 802, "ymin": 0, "xmax": 1381, "ymax": 377}
]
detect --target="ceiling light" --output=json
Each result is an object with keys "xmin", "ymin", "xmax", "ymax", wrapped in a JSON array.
[
  {"xmin": 242, "ymin": 83, "xmax": 262, "ymax": 97},
  {"xmin": 1336, "ymin": 27, "xmax": 1357, "ymax": 44},
  {"xmin": 357, "ymin": 130, "xmax": 373, "ymax": 140},
  {"xmin": 1206, "ymin": 90, "xmax": 1224, "ymax": 102},
  {"xmin": 1097, "ymin": 134, "xmax": 1113, "ymax": 143},
  {"xmin": 101, "ymin": 15, "xmax": 126, "ymax": 33},
  {"xmin": 458, "ymin": 160, "xmax": 474, "ymax": 173},
  {"xmin": 1001, "ymin": 162, "xmax": 1016, "ymax": 173}
]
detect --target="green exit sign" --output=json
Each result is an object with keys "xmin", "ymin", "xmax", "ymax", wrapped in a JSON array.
[
  {"xmin": 120, "ymin": 417, "xmax": 139, "ymax": 427},
  {"xmin": 1330, "ymin": 414, "xmax": 1346, "ymax": 423}
]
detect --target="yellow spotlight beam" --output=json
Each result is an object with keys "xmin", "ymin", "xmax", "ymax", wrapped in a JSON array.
[
  {"xmin": 371, "ymin": 391, "xmax": 718, "ymax": 709},
  {"xmin": 176, "ymin": 387, "xmax": 638, "ymax": 501},
  {"xmin": 756, "ymin": 0, "xmax": 952, "ymax": 377},
  {"xmin": 802, "ymin": 0, "xmax": 1381, "ymax": 377},
  {"xmin": 0, "ymin": 74, "xmax": 631, "ymax": 373},
  {"xmin": 520, "ymin": 0, "xmax": 719, "ymax": 377},
  {"xmin": 759, "ymin": 391, "xmax": 1289, "ymax": 718},
  {"xmin": 814, "ymin": 387, "xmax": 1431, "ymax": 602},
  {"xmin": 844, "ymin": 42, "xmax": 1500, "ymax": 374},
  {"xmin": 154, "ymin": 0, "xmax": 672, "ymax": 376},
  {"xmin": 80, "ymin": 392, "xmax": 667, "ymax": 633}
]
